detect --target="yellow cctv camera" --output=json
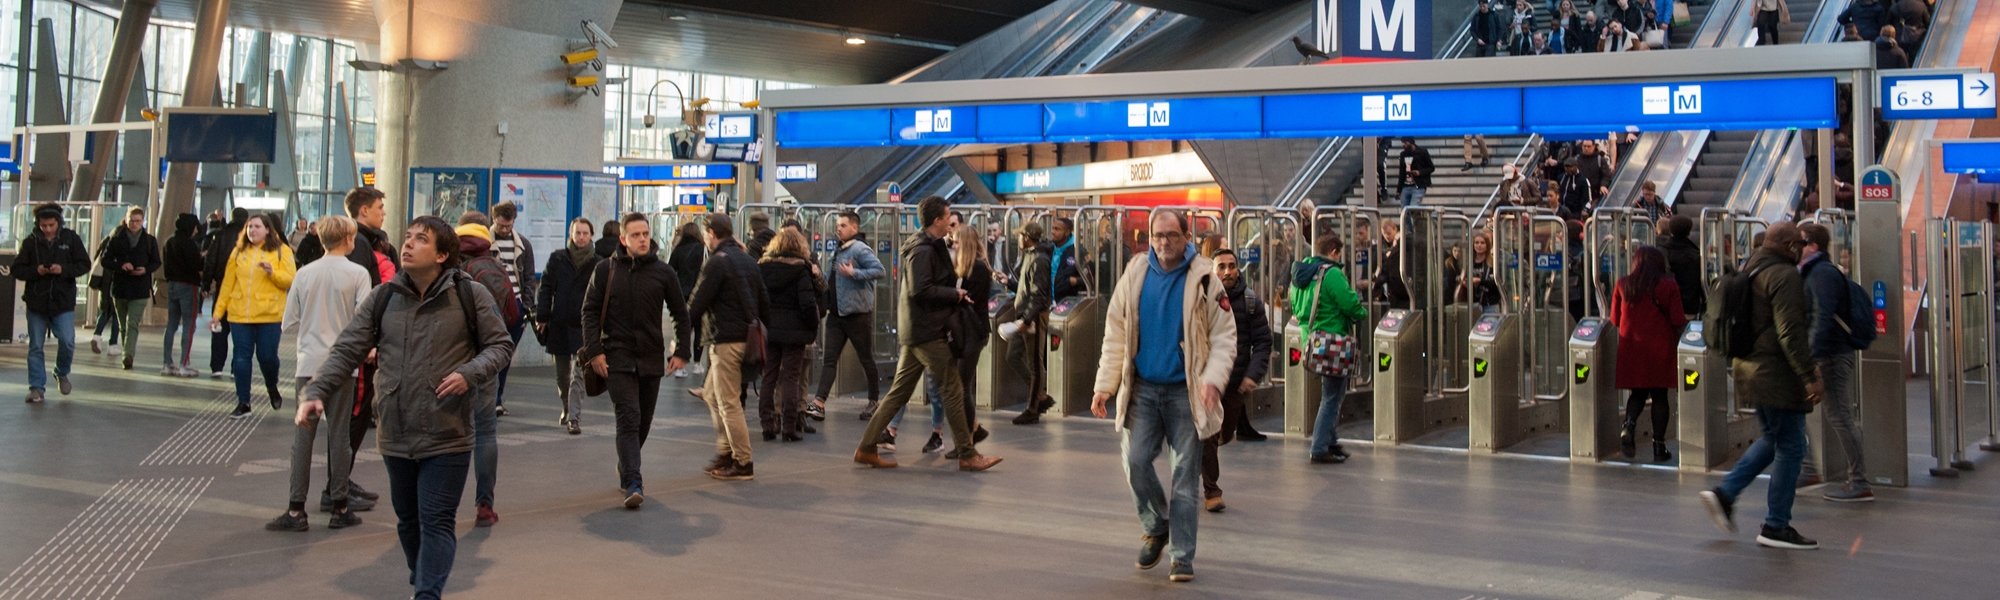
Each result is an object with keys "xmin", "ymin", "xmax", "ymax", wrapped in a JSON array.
[
  {"xmin": 560, "ymin": 47, "xmax": 599, "ymax": 67},
  {"xmin": 568, "ymin": 74, "xmax": 601, "ymax": 88}
]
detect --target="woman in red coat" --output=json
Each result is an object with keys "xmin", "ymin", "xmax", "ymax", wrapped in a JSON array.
[{"xmin": 1608, "ymin": 246, "xmax": 1686, "ymax": 462}]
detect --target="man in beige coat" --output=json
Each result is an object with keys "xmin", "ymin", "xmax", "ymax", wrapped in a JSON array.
[{"xmin": 1091, "ymin": 209, "xmax": 1237, "ymax": 583}]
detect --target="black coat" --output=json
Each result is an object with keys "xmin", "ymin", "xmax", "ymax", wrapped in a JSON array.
[
  {"xmin": 1657, "ymin": 234, "xmax": 1705, "ymax": 315},
  {"xmin": 668, "ymin": 238, "xmax": 705, "ymax": 299},
  {"xmin": 1224, "ymin": 277, "xmax": 1274, "ymax": 386},
  {"xmin": 294, "ymin": 232, "xmax": 325, "ymax": 266},
  {"xmin": 687, "ymin": 237, "xmax": 771, "ymax": 345},
  {"xmin": 350, "ymin": 224, "xmax": 394, "ymax": 287},
  {"xmin": 895, "ymin": 231, "xmax": 964, "ymax": 346},
  {"xmin": 963, "ymin": 260, "xmax": 994, "ymax": 339},
  {"xmin": 535, "ymin": 247, "xmax": 601, "ymax": 356},
  {"xmin": 758, "ymin": 257, "xmax": 825, "ymax": 346},
  {"xmin": 1398, "ymin": 146, "xmax": 1435, "ymax": 190},
  {"xmin": 1375, "ymin": 242, "xmax": 1411, "ymax": 309},
  {"xmin": 581, "ymin": 249, "xmax": 692, "ymax": 376},
  {"xmin": 594, "ymin": 232, "xmax": 620, "ymax": 259},
  {"xmin": 163, "ymin": 233, "xmax": 204, "ymax": 286},
  {"xmin": 202, "ymin": 218, "xmax": 244, "ymax": 292},
  {"xmin": 101, "ymin": 229, "xmax": 162, "ymax": 300},
  {"xmin": 12, "ymin": 228, "xmax": 92, "ymax": 316}
]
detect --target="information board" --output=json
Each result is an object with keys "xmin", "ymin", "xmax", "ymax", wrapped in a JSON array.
[
  {"xmin": 893, "ymin": 106, "xmax": 977, "ymax": 145},
  {"xmin": 1523, "ymin": 77, "xmax": 1837, "ymax": 134},
  {"xmin": 775, "ymin": 109, "xmax": 893, "ymax": 147},
  {"xmin": 1880, "ymin": 72, "xmax": 1997, "ymax": 121},
  {"xmin": 408, "ymin": 168, "xmax": 488, "ymax": 223},
  {"xmin": 1939, "ymin": 140, "xmax": 2000, "ymax": 174},
  {"xmin": 575, "ymin": 171, "xmax": 619, "ymax": 228},
  {"xmin": 703, "ymin": 112, "xmax": 759, "ymax": 144},
  {"xmin": 493, "ymin": 169, "xmax": 574, "ymax": 275},
  {"xmin": 1043, "ymin": 97, "xmax": 1263, "ymax": 142},
  {"xmin": 1264, "ymin": 87, "xmax": 1521, "ymax": 137}
]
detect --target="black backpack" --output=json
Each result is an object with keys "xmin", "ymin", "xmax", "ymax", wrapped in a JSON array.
[
  {"xmin": 1705, "ymin": 264, "xmax": 1769, "ymax": 359},
  {"xmin": 1831, "ymin": 270, "xmax": 1878, "ymax": 351}
]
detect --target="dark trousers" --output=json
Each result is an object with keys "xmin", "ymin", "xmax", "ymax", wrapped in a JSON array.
[
  {"xmin": 1473, "ymin": 41, "xmax": 1496, "ymax": 57},
  {"xmin": 957, "ymin": 344, "xmax": 983, "ymax": 432},
  {"xmin": 92, "ymin": 287, "xmax": 120, "ymax": 343},
  {"xmin": 1008, "ymin": 321, "xmax": 1048, "ymax": 405},
  {"xmin": 1201, "ymin": 385, "xmax": 1247, "ymax": 498},
  {"xmin": 209, "ymin": 320, "xmax": 231, "ymax": 373},
  {"xmin": 1622, "ymin": 388, "xmax": 1671, "ymax": 441},
  {"xmin": 354, "ymin": 362, "xmax": 378, "ymax": 456},
  {"xmin": 494, "ymin": 321, "xmax": 524, "ymax": 406},
  {"xmin": 608, "ymin": 372, "xmax": 662, "ymax": 493},
  {"xmin": 758, "ymin": 342, "xmax": 809, "ymax": 435},
  {"xmin": 1755, "ymin": 9, "xmax": 1782, "ymax": 45},
  {"xmin": 384, "ymin": 451, "xmax": 470, "ymax": 600},
  {"xmin": 815, "ymin": 313, "xmax": 880, "ymax": 401}
]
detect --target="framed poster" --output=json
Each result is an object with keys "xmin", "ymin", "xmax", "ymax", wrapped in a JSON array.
[
  {"xmin": 575, "ymin": 171, "xmax": 620, "ymax": 230},
  {"xmin": 492, "ymin": 169, "xmax": 576, "ymax": 276},
  {"xmin": 408, "ymin": 167, "xmax": 489, "ymax": 224}
]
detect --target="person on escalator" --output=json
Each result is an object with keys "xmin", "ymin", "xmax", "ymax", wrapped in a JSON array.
[
  {"xmin": 1634, "ymin": 181, "xmax": 1673, "ymax": 222},
  {"xmin": 1609, "ymin": 246, "xmax": 1686, "ymax": 462},
  {"xmin": 1051, "ymin": 217, "xmax": 1086, "ymax": 301},
  {"xmin": 1010, "ymin": 223, "xmax": 1057, "ymax": 425},
  {"xmin": 1837, "ymin": 0, "xmax": 1895, "ymax": 46},
  {"xmin": 1873, "ymin": 27, "xmax": 1909, "ymax": 69},
  {"xmin": 1557, "ymin": 158, "xmax": 1598, "ymax": 217}
]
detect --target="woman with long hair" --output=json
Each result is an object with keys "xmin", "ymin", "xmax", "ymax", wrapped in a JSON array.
[
  {"xmin": 948, "ymin": 226, "xmax": 994, "ymax": 446},
  {"xmin": 668, "ymin": 221, "xmax": 708, "ymax": 378},
  {"xmin": 1607, "ymin": 245, "xmax": 1686, "ymax": 461},
  {"xmin": 214, "ymin": 212, "xmax": 296, "ymax": 419},
  {"xmin": 756, "ymin": 229, "xmax": 825, "ymax": 441},
  {"xmin": 1457, "ymin": 231, "xmax": 1502, "ymax": 312}
]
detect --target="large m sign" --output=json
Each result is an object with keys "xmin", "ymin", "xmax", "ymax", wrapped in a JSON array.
[{"xmin": 1314, "ymin": 0, "xmax": 1433, "ymax": 61}]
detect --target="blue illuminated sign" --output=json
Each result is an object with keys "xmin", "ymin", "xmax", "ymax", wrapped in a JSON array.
[
  {"xmin": 1316, "ymin": 0, "xmax": 1434, "ymax": 61},
  {"xmin": 893, "ymin": 106, "xmax": 977, "ymax": 145},
  {"xmin": 1043, "ymin": 97, "xmax": 1263, "ymax": 142},
  {"xmin": 1880, "ymin": 72, "xmax": 1996, "ymax": 121},
  {"xmin": 994, "ymin": 164, "xmax": 1086, "ymax": 194},
  {"xmin": 1264, "ymin": 87, "xmax": 1520, "ymax": 137},
  {"xmin": 1533, "ymin": 253, "xmax": 1562, "ymax": 271},
  {"xmin": 1523, "ymin": 77, "xmax": 1838, "ymax": 134},
  {"xmin": 977, "ymin": 104, "xmax": 1044, "ymax": 144},
  {"xmin": 704, "ymin": 112, "xmax": 759, "ymax": 144},
  {"xmin": 620, "ymin": 163, "xmax": 736, "ymax": 183},
  {"xmin": 1940, "ymin": 141, "xmax": 2000, "ymax": 174},
  {"xmin": 776, "ymin": 109, "xmax": 892, "ymax": 147}
]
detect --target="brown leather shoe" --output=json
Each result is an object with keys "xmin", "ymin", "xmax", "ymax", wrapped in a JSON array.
[
  {"xmin": 853, "ymin": 450, "xmax": 898, "ymax": 469},
  {"xmin": 957, "ymin": 454, "xmax": 1002, "ymax": 472}
]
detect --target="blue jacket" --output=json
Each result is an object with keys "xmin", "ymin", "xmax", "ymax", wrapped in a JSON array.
[
  {"xmin": 828, "ymin": 237, "xmax": 886, "ymax": 316},
  {"xmin": 1136, "ymin": 243, "xmax": 1194, "ymax": 384},
  {"xmin": 1800, "ymin": 252, "xmax": 1854, "ymax": 359}
]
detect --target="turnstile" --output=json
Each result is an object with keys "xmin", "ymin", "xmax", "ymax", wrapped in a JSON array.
[
  {"xmin": 1676, "ymin": 321, "xmax": 1759, "ymax": 471},
  {"xmin": 1046, "ymin": 296, "xmax": 1104, "ymax": 417},
  {"xmin": 1281, "ymin": 322, "xmax": 1372, "ymax": 438},
  {"xmin": 1285, "ymin": 206, "xmax": 1382, "ymax": 439},
  {"xmin": 977, "ymin": 291, "xmax": 1025, "ymax": 411},
  {"xmin": 1567, "ymin": 318, "xmax": 1621, "ymax": 461},
  {"xmin": 1467, "ymin": 313, "xmax": 1564, "ymax": 452},
  {"xmin": 1375, "ymin": 309, "xmax": 1457, "ymax": 443}
]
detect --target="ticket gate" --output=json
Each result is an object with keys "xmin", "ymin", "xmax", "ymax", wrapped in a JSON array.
[
  {"xmin": 1046, "ymin": 296, "xmax": 1104, "ymax": 416},
  {"xmin": 1467, "ymin": 312, "xmax": 1565, "ymax": 453},
  {"xmin": 1374, "ymin": 309, "xmax": 1452, "ymax": 443},
  {"xmin": 1675, "ymin": 321, "xmax": 1759, "ymax": 471},
  {"xmin": 1921, "ymin": 218, "xmax": 1998, "ymax": 476},
  {"xmin": 825, "ymin": 204, "xmax": 911, "ymax": 398},
  {"xmin": 977, "ymin": 291, "xmax": 1026, "ymax": 411},
  {"xmin": 1286, "ymin": 206, "xmax": 1382, "ymax": 438},
  {"xmin": 1566, "ymin": 318, "xmax": 1621, "ymax": 461},
  {"xmin": 1227, "ymin": 207, "xmax": 1303, "ymax": 429}
]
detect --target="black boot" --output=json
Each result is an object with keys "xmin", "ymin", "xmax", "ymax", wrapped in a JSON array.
[
  {"xmin": 1237, "ymin": 421, "xmax": 1268, "ymax": 442},
  {"xmin": 782, "ymin": 412, "xmax": 804, "ymax": 442},
  {"xmin": 795, "ymin": 414, "xmax": 816, "ymax": 434},
  {"xmin": 1619, "ymin": 422, "xmax": 1637, "ymax": 458},
  {"xmin": 1653, "ymin": 441, "xmax": 1673, "ymax": 462}
]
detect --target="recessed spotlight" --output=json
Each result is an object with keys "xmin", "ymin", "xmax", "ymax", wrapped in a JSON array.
[
  {"xmin": 843, "ymin": 31, "xmax": 866, "ymax": 45},
  {"xmin": 667, "ymin": 9, "xmax": 688, "ymax": 20}
]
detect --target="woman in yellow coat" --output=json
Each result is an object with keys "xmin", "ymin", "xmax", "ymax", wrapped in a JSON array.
[{"xmin": 213, "ymin": 213, "xmax": 296, "ymax": 418}]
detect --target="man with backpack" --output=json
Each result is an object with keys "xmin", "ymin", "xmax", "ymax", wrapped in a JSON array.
[
  {"xmin": 1798, "ymin": 223, "xmax": 1875, "ymax": 502},
  {"xmin": 1698, "ymin": 223, "xmax": 1824, "ymax": 550},
  {"xmin": 455, "ymin": 213, "xmax": 517, "ymax": 528}
]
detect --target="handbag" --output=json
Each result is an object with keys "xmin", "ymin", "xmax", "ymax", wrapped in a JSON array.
[
  {"xmin": 577, "ymin": 264, "xmax": 612, "ymax": 397},
  {"xmin": 740, "ymin": 270, "xmax": 768, "ymax": 368},
  {"xmin": 1301, "ymin": 265, "xmax": 1357, "ymax": 378},
  {"xmin": 88, "ymin": 236, "xmax": 111, "ymax": 292},
  {"xmin": 1671, "ymin": 2, "xmax": 1692, "ymax": 27}
]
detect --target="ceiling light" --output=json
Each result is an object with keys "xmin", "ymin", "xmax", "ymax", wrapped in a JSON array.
[
  {"xmin": 667, "ymin": 9, "xmax": 689, "ymax": 21},
  {"xmin": 843, "ymin": 31, "xmax": 866, "ymax": 45}
]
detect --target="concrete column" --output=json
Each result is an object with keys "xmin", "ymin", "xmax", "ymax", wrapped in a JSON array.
[
  {"xmin": 68, "ymin": 0, "xmax": 157, "ymax": 205},
  {"xmin": 160, "ymin": 0, "xmax": 231, "ymax": 221},
  {"xmin": 371, "ymin": 0, "xmax": 622, "ymax": 237}
]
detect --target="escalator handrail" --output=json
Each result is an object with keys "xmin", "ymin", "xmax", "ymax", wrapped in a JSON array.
[
  {"xmin": 1719, "ymin": 0, "xmax": 1855, "ymax": 220},
  {"xmin": 1471, "ymin": 134, "xmax": 1543, "ymax": 230},
  {"xmin": 1599, "ymin": 0, "xmax": 1750, "ymax": 209}
]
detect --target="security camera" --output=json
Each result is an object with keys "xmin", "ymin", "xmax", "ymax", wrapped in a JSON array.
[
  {"xmin": 582, "ymin": 20, "xmax": 618, "ymax": 49},
  {"xmin": 397, "ymin": 58, "xmax": 449, "ymax": 71},
  {"xmin": 559, "ymin": 47, "xmax": 599, "ymax": 67}
]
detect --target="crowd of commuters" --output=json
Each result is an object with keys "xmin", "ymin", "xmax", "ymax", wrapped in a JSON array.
[{"xmin": 1468, "ymin": 0, "xmax": 1671, "ymax": 58}]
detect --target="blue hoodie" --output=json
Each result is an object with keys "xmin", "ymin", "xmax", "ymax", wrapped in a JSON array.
[{"xmin": 1135, "ymin": 242, "xmax": 1195, "ymax": 384}]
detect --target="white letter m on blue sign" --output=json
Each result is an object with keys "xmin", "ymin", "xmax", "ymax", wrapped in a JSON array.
[{"xmin": 1361, "ymin": 0, "xmax": 1415, "ymax": 52}]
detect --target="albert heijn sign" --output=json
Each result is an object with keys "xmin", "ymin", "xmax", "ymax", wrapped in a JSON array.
[{"xmin": 1315, "ymin": 0, "xmax": 1433, "ymax": 62}]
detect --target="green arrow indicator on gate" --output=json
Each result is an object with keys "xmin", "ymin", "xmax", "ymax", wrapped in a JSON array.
[{"xmin": 1473, "ymin": 358, "xmax": 1488, "ymax": 378}]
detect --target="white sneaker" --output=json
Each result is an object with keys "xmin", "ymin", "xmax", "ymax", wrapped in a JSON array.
[
  {"xmin": 210, "ymin": 371, "xmax": 226, "ymax": 379},
  {"xmin": 673, "ymin": 369, "xmax": 688, "ymax": 379},
  {"xmin": 108, "ymin": 344, "xmax": 123, "ymax": 357},
  {"xmin": 689, "ymin": 363, "xmax": 707, "ymax": 376},
  {"xmin": 160, "ymin": 365, "xmax": 177, "ymax": 376}
]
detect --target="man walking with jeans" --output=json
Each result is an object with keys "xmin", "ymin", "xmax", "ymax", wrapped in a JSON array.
[
  {"xmin": 1699, "ymin": 223, "xmax": 1824, "ymax": 550},
  {"xmin": 1798, "ymin": 223, "xmax": 1873, "ymax": 502},
  {"xmin": 1090, "ymin": 209, "xmax": 1237, "ymax": 583},
  {"xmin": 14, "ymin": 203, "xmax": 91, "ymax": 402}
]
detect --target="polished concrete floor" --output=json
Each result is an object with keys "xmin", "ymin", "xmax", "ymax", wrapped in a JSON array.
[{"xmin": 2, "ymin": 326, "xmax": 1998, "ymax": 600}]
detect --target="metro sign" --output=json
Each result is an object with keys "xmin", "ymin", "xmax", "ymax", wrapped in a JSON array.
[
  {"xmin": 1315, "ymin": 0, "xmax": 1433, "ymax": 61},
  {"xmin": 1642, "ymin": 85, "xmax": 1702, "ymax": 115},
  {"xmin": 1126, "ymin": 102, "xmax": 1170, "ymax": 127}
]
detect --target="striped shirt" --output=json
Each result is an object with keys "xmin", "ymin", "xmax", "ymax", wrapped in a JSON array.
[{"xmin": 493, "ymin": 234, "xmax": 520, "ymax": 290}]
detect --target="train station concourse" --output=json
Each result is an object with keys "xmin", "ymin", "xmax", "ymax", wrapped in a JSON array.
[{"xmin": 2, "ymin": 0, "xmax": 2000, "ymax": 598}]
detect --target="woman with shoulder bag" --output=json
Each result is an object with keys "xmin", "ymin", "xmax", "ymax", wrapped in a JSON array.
[
  {"xmin": 1608, "ymin": 246, "xmax": 1686, "ymax": 462},
  {"xmin": 756, "ymin": 229, "xmax": 825, "ymax": 442},
  {"xmin": 537, "ymin": 218, "xmax": 601, "ymax": 435},
  {"xmin": 1289, "ymin": 234, "xmax": 1369, "ymax": 465}
]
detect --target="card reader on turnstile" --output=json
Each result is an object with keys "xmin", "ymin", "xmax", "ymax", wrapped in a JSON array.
[
  {"xmin": 1282, "ymin": 321, "xmax": 1322, "ymax": 437},
  {"xmin": 1676, "ymin": 321, "xmax": 1757, "ymax": 471},
  {"xmin": 977, "ymin": 292, "xmax": 1022, "ymax": 411},
  {"xmin": 1045, "ymin": 296, "xmax": 1103, "ymax": 418},
  {"xmin": 1373, "ymin": 309, "xmax": 1426, "ymax": 443},
  {"xmin": 1567, "ymin": 318, "xmax": 1620, "ymax": 461},
  {"xmin": 1467, "ymin": 313, "xmax": 1526, "ymax": 452}
]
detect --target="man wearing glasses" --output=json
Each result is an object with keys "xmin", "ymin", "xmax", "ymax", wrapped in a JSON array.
[{"xmin": 1091, "ymin": 209, "xmax": 1238, "ymax": 583}]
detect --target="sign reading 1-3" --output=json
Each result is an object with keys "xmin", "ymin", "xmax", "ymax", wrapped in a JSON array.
[
  {"xmin": 1880, "ymin": 71, "xmax": 1996, "ymax": 120},
  {"xmin": 704, "ymin": 112, "xmax": 758, "ymax": 144}
]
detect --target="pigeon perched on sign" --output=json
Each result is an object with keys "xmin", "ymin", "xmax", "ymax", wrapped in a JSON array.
[{"xmin": 1292, "ymin": 36, "xmax": 1332, "ymax": 64}]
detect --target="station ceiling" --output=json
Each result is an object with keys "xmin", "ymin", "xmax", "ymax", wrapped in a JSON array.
[{"xmin": 94, "ymin": 0, "xmax": 1290, "ymax": 85}]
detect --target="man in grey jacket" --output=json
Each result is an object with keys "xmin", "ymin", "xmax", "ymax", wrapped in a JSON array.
[
  {"xmin": 299, "ymin": 216, "xmax": 514, "ymax": 600},
  {"xmin": 813, "ymin": 211, "xmax": 888, "ymax": 420}
]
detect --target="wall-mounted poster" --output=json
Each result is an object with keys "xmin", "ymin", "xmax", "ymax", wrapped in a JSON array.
[
  {"xmin": 575, "ymin": 171, "xmax": 619, "ymax": 229},
  {"xmin": 492, "ymin": 169, "xmax": 576, "ymax": 277},
  {"xmin": 409, "ymin": 167, "xmax": 489, "ymax": 224}
]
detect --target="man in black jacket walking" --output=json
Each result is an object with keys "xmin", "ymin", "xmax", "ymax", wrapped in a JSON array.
[
  {"xmin": 1656, "ymin": 215, "xmax": 1705, "ymax": 318},
  {"xmin": 1471, "ymin": 0, "xmax": 1503, "ymax": 57},
  {"xmin": 203, "ymin": 207, "xmax": 249, "ymax": 378},
  {"xmin": 686, "ymin": 214, "xmax": 770, "ymax": 481},
  {"xmin": 13, "ymin": 204, "xmax": 92, "ymax": 402},
  {"xmin": 583, "ymin": 213, "xmax": 694, "ymax": 506},
  {"xmin": 162, "ymin": 213, "xmax": 205, "ymax": 376},
  {"xmin": 1397, "ymin": 137, "xmax": 1435, "ymax": 207},
  {"xmin": 103, "ymin": 207, "xmax": 162, "ymax": 370},
  {"xmin": 1201, "ymin": 249, "xmax": 1273, "ymax": 512},
  {"xmin": 1010, "ymin": 223, "xmax": 1056, "ymax": 425},
  {"xmin": 853, "ymin": 197, "xmax": 1003, "ymax": 472}
]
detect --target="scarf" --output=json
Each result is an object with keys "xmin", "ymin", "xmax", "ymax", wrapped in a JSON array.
[{"xmin": 567, "ymin": 242, "xmax": 595, "ymax": 269}]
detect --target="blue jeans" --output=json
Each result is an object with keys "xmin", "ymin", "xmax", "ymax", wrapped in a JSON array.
[
  {"xmin": 25, "ymin": 311, "xmax": 76, "ymax": 391},
  {"xmin": 1716, "ymin": 407, "xmax": 1809, "ymax": 531},
  {"xmin": 1399, "ymin": 187, "xmax": 1427, "ymax": 207},
  {"xmin": 162, "ymin": 283, "xmax": 200, "ymax": 367},
  {"xmin": 1310, "ymin": 374, "xmax": 1350, "ymax": 456},
  {"xmin": 1122, "ymin": 380, "xmax": 1200, "ymax": 567},
  {"xmin": 889, "ymin": 374, "xmax": 948, "ymax": 431},
  {"xmin": 230, "ymin": 322, "xmax": 283, "ymax": 406},
  {"xmin": 384, "ymin": 451, "xmax": 470, "ymax": 600},
  {"xmin": 474, "ymin": 382, "xmax": 498, "ymax": 508}
]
